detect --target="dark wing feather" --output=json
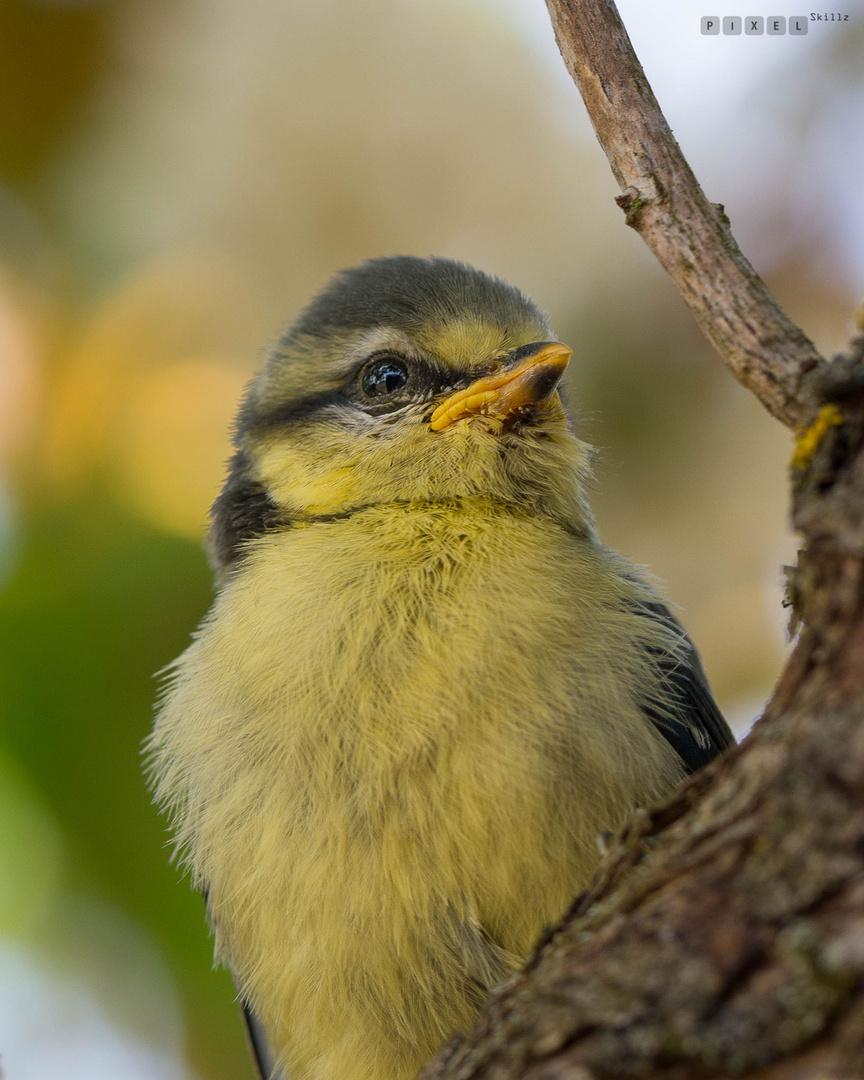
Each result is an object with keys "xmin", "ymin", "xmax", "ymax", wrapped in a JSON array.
[
  {"xmin": 201, "ymin": 887, "xmax": 279, "ymax": 1080},
  {"xmin": 241, "ymin": 1001, "xmax": 280, "ymax": 1080},
  {"xmin": 635, "ymin": 599, "xmax": 736, "ymax": 774}
]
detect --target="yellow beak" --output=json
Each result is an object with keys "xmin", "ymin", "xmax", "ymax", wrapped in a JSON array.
[{"xmin": 429, "ymin": 341, "xmax": 572, "ymax": 432}]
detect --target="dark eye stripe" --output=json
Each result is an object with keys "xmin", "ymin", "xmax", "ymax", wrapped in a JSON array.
[
  {"xmin": 240, "ymin": 357, "xmax": 487, "ymax": 434},
  {"xmin": 239, "ymin": 389, "xmax": 347, "ymax": 432}
]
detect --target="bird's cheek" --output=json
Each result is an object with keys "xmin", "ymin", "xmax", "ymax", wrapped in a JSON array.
[{"xmin": 253, "ymin": 441, "xmax": 356, "ymax": 516}]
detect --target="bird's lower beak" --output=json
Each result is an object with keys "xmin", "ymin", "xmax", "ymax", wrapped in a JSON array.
[{"xmin": 429, "ymin": 341, "xmax": 572, "ymax": 432}]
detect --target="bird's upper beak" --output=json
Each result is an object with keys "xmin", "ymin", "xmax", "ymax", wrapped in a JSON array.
[{"xmin": 429, "ymin": 341, "xmax": 572, "ymax": 432}]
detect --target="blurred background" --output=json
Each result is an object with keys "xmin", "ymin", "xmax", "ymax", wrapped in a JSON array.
[{"xmin": 0, "ymin": 0, "xmax": 862, "ymax": 1076}]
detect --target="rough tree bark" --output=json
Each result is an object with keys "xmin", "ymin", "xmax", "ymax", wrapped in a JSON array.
[{"xmin": 416, "ymin": 3, "xmax": 864, "ymax": 1079}]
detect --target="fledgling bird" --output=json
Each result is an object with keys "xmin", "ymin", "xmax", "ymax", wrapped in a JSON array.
[{"xmin": 147, "ymin": 256, "xmax": 733, "ymax": 1080}]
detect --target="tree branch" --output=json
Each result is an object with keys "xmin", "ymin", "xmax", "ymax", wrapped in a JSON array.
[{"xmin": 544, "ymin": 0, "xmax": 826, "ymax": 430}]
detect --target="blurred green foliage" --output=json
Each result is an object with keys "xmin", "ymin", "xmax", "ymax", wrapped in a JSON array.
[{"xmin": 0, "ymin": 492, "xmax": 254, "ymax": 1075}]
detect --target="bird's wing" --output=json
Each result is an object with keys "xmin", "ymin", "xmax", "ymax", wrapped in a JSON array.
[
  {"xmin": 241, "ymin": 1000, "xmax": 281, "ymax": 1080},
  {"xmin": 200, "ymin": 886, "xmax": 280, "ymax": 1080},
  {"xmin": 634, "ymin": 599, "xmax": 736, "ymax": 774}
]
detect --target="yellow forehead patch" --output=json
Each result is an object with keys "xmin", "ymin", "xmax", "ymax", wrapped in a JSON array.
[{"xmin": 416, "ymin": 319, "xmax": 546, "ymax": 369}]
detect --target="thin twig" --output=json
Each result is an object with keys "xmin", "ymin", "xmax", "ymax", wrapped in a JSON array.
[{"xmin": 544, "ymin": 0, "xmax": 826, "ymax": 430}]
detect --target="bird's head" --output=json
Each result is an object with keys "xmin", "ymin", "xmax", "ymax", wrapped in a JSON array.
[{"xmin": 209, "ymin": 256, "xmax": 594, "ymax": 572}]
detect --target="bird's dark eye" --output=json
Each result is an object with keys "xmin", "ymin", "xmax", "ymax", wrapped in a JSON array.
[{"xmin": 360, "ymin": 357, "xmax": 410, "ymax": 398}]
